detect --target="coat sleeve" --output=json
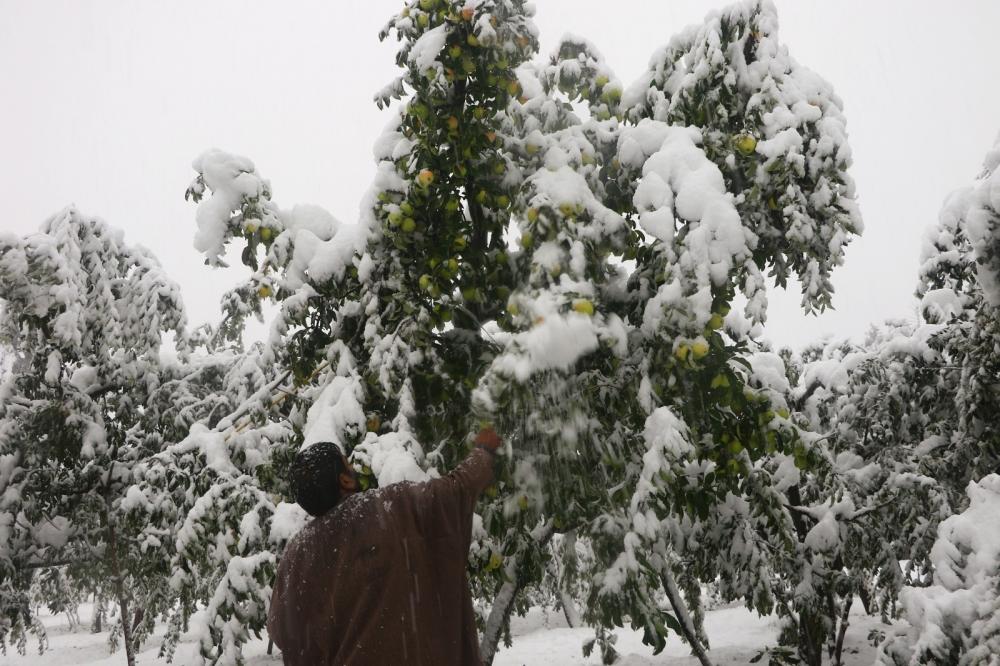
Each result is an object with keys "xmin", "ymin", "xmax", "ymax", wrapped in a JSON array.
[{"xmin": 409, "ymin": 446, "xmax": 495, "ymax": 541}]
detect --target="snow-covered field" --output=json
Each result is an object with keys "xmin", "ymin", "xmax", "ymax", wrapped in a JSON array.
[{"xmin": 8, "ymin": 602, "xmax": 890, "ymax": 665}]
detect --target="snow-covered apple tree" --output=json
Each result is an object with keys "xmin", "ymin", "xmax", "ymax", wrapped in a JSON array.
[
  {"xmin": 154, "ymin": 1, "xmax": 866, "ymax": 664},
  {"xmin": 870, "ymin": 134, "xmax": 1000, "ymax": 665},
  {"xmin": 0, "ymin": 209, "xmax": 231, "ymax": 665},
  {"xmin": 10, "ymin": 1, "xmax": 1000, "ymax": 665},
  {"xmin": 784, "ymin": 323, "xmax": 957, "ymax": 664},
  {"xmin": 774, "ymin": 134, "xmax": 1000, "ymax": 666}
]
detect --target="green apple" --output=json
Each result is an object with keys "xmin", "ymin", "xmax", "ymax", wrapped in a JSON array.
[
  {"xmin": 734, "ymin": 133, "xmax": 757, "ymax": 156},
  {"xmin": 571, "ymin": 299, "xmax": 594, "ymax": 316}
]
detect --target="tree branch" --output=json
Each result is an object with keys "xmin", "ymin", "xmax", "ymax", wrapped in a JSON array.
[
  {"xmin": 660, "ymin": 568, "xmax": 714, "ymax": 666},
  {"xmin": 480, "ymin": 521, "xmax": 555, "ymax": 666},
  {"xmin": 18, "ymin": 557, "xmax": 96, "ymax": 571}
]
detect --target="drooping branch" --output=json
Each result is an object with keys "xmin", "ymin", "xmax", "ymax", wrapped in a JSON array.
[
  {"xmin": 660, "ymin": 568, "xmax": 713, "ymax": 666},
  {"xmin": 480, "ymin": 521, "xmax": 554, "ymax": 666}
]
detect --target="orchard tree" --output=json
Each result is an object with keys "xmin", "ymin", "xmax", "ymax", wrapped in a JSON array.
[
  {"xmin": 871, "ymin": 135, "xmax": 1000, "ymax": 664},
  {"xmin": 161, "ymin": 0, "xmax": 862, "ymax": 664},
  {"xmin": 784, "ymin": 323, "xmax": 957, "ymax": 664},
  {"xmin": 913, "ymin": 136, "xmax": 1000, "ymax": 486},
  {"xmin": 0, "ymin": 208, "xmax": 230, "ymax": 664},
  {"xmin": 470, "ymin": 0, "xmax": 862, "ymax": 662}
]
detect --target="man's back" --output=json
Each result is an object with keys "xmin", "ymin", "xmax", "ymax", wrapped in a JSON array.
[{"xmin": 268, "ymin": 447, "xmax": 494, "ymax": 665}]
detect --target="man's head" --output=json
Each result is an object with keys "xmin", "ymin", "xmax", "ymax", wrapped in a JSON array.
[{"xmin": 291, "ymin": 441, "xmax": 359, "ymax": 517}]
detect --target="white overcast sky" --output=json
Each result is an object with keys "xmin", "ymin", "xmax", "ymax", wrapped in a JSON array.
[{"xmin": 2, "ymin": 0, "xmax": 999, "ymax": 350}]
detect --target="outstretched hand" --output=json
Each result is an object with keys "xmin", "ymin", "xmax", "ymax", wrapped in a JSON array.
[{"xmin": 474, "ymin": 426, "xmax": 502, "ymax": 453}]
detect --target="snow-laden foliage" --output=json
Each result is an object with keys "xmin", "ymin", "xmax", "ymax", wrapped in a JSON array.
[
  {"xmin": 915, "ymin": 137, "xmax": 1000, "ymax": 484},
  {"xmin": 621, "ymin": 0, "xmax": 862, "ymax": 313},
  {"xmin": 877, "ymin": 475, "xmax": 1000, "ymax": 665},
  {"xmin": 857, "ymin": 136, "xmax": 1000, "ymax": 666},
  {"xmin": 774, "ymin": 135, "xmax": 1000, "ymax": 666},
  {"xmin": 157, "ymin": 1, "xmax": 864, "ymax": 664},
  {"xmin": 781, "ymin": 324, "xmax": 955, "ymax": 663},
  {"xmin": 9, "ymin": 4, "xmax": 1000, "ymax": 666},
  {"xmin": 0, "ymin": 209, "xmax": 227, "ymax": 661},
  {"xmin": 12, "ymin": 2, "xmax": 1000, "ymax": 666}
]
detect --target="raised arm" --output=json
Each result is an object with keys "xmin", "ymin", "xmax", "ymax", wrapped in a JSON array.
[{"xmin": 409, "ymin": 428, "xmax": 500, "ymax": 540}]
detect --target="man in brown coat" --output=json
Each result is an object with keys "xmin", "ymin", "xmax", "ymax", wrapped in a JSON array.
[{"xmin": 267, "ymin": 427, "xmax": 501, "ymax": 665}]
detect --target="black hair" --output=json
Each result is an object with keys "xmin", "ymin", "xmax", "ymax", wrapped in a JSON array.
[{"xmin": 291, "ymin": 441, "xmax": 349, "ymax": 517}]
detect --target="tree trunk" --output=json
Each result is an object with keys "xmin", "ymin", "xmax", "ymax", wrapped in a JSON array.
[
  {"xmin": 558, "ymin": 530, "xmax": 581, "ymax": 628},
  {"xmin": 480, "ymin": 573, "xmax": 521, "ymax": 666},
  {"xmin": 833, "ymin": 596, "xmax": 853, "ymax": 666},
  {"xmin": 660, "ymin": 569, "xmax": 713, "ymax": 666},
  {"xmin": 106, "ymin": 520, "xmax": 136, "ymax": 666},
  {"xmin": 559, "ymin": 590, "xmax": 581, "ymax": 628},
  {"xmin": 91, "ymin": 597, "xmax": 104, "ymax": 633},
  {"xmin": 786, "ymin": 485, "xmax": 825, "ymax": 666},
  {"xmin": 480, "ymin": 522, "xmax": 554, "ymax": 666},
  {"xmin": 114, "ymin": 589, "xmax": 136, "ymax": 666},
  {"xmin": 796, "ymin": 606, "xmax": 825, "ymax": 666},
  {"xmin": 131, "ymin": 607, "xmax": 145, "ymax": 634},
  {"xmin": 66, "ymin": 606, "xmax": 80, "ymax": 632}
]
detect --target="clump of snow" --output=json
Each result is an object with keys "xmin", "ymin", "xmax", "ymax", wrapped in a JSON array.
[
  {"xmin": 629, "ymin": 122, "xmax": 754, "ymax": 288},
  {"xmin": 351, "ymin": 431, "xmax": 429, "ymax": 487},
  {"xmin": 69, "ymin": 364, "xmax": 99, "ymax": 393},
  {"xmin": 804, "ymin": 511, "xmax": 840, "ymax": 552},
  {"xmin": 269, "ymin": 502, "xmax": 309, "ymax": 545},
  {"xmin": 600, "ymin": 408, "xmax": 692, "ymax": 595},
  {"xmin": 33, "ymin": 516, "xmax": 71, "ymax": 549},
  {"xmin": 280, "ymin": 203, "xmax": 338, "ymax": 241},
  {"xmin": 301, "ymin": 223, "xmax": 364, "ymax": 284},
  {"xmin": 122, "ymin": 485, "xmax": 155, "ymax": 513},
  {"xmin": 179, "ymin": 423, "xmax": 239, "ymax": 476},
  {"xmin": 771, "ymin": 454, "xmax": 800, "ymax": 493},
  {"xmin": 919, "ymin": 134, "xmax": 1000, "ymax": 309},
  {"xmin": 44, "ymin": 350, "xmax": 62, "ymax": 385},
  {"xmin": 408, "ymin": 24, "xmax": 449, "ymax": 73},
  {"xmin": 191, "ymin": 149, "xmax": 272, "ymax": 265},
  {"xmin": 301, "ymin": 375, "xmax": 366, "ymax": 450},
  {"xmin": 919, "ymin": 288, "xmax": 966, "ymax": 323},
  {"xmin": 493, "ymin": 311, "xmax": 600, "ymax": 382}
]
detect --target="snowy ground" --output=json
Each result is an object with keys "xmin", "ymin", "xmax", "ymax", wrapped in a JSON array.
[{"xmin": 7, "ymin": 602, "xmax": 889, "ymax": 665}]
